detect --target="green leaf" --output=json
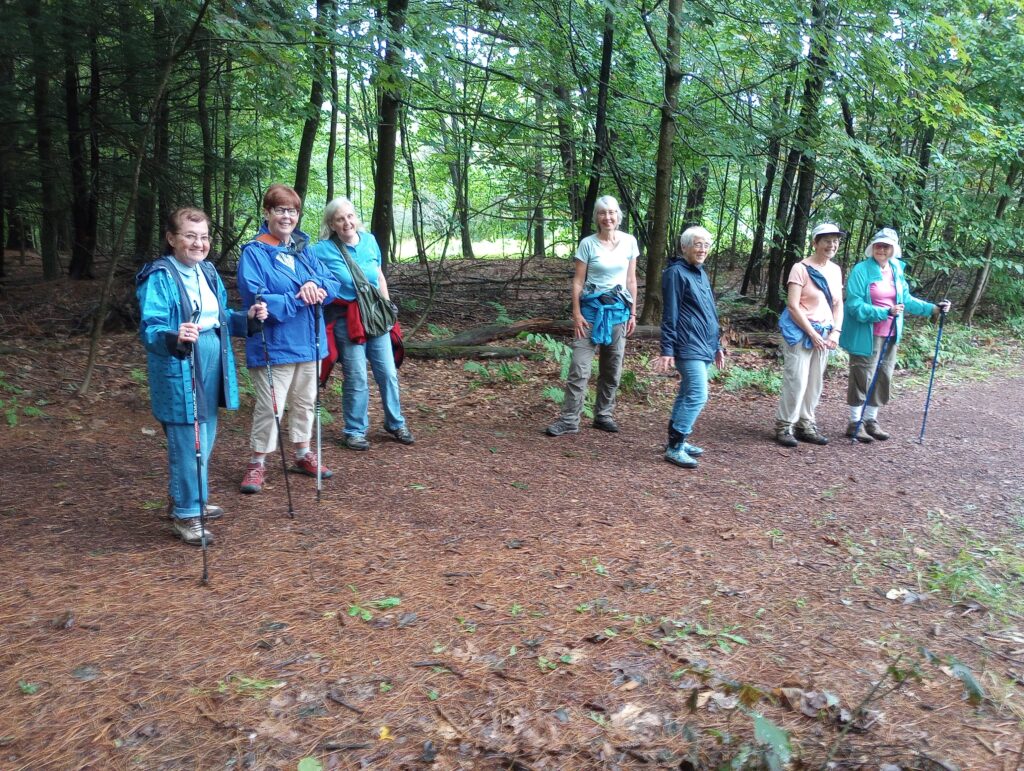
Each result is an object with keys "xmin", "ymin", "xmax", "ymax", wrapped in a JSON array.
[
  {"xmin": 949, "ymin": 659, "xmax": 985, "ymax": 705},
  {"xmin": 18, "ymin": 681, "xmax": 39, "ymax": 695},
  {"xmin": 297, "ymin": 758, "xmax": 323, "ymax": 771},
  {"xmin": 753, "ymin": 713, "xmax": 792, "ymax": 767}
]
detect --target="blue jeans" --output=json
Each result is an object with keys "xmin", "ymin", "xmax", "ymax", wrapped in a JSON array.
[
  {"xmin": 335, "ymin": 326, "xmax": 406, "ymax": 437},
  {"xmin": 165, "ymin": 331, "xmax": 221, "ymax": 519},
  {"xmin": 669, "ymin": 359, "xmax": 710, "ymax": 438}
]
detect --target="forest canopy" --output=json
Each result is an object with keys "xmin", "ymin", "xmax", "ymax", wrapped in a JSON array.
[{"xmin": 2, "ymin": 0, "xmax": 1023, "ymax": 324}]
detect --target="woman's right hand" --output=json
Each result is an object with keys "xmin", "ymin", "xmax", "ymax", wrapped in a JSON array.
[
  {"xmin": 177, "ymin": 321, "xmax": 200, "ymax": 345},
  {"xmin": 653, "ymin": 355, "xmax": 675, "ymax": 373},
  {"xmin": 573, "ymin": 312, "xmax": 590, "ymax": 339}
]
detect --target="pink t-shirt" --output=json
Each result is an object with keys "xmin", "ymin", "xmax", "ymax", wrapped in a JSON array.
[
  {"xmin": 870, "ymin": 262, "xmax": 897, "ymax": 336},
  {"xmin": 787, "ymin": 260, "xmax": 843, "ymax": 325}
]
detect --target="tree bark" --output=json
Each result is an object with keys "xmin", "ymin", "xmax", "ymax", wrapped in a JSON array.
[
  {"xmin": 294, "ymin": 0, "xmax": 329, "ymax": 202},
  {"xmin": 219, "ymin": 52, "xmax": 233, "ymax": 262},
  {"xmin": 639, "ymin": 0, "xmax": 683, "ymax": 326},
  {"xmin": 580, "ymin": 7, "xmax": 614, "ymax": 240},
  {"xmin": 765, "ymin": 146, "xmax": 802, "ymax": 310},
  {"xmin": 326, "ymin": 6, "xmax": 338, "ymax": 203},
  {"xmin": 683, "ymin": 165, "xmax": 709, "ymax": 226},
  {"xmin": 27, "ymin": 0, "xmax": 60, "ymax": 280},
  {"xmin": 961, "ymin": 156, "xmax": 1021, "ymax": 324},
  {"xmin": 553, "ymin": 83, "xmax": 582, "ymax": 224},
  {"xmin": 370, "ymin": 0, "xmax": 409, "ymax": 271},
  {"xmin": 196, "ymin": 29, "xmax": 214, "ymax": 218},
  {"xmin": 65, "ymin": 18, "xmax": 96, "ymax": 279}
]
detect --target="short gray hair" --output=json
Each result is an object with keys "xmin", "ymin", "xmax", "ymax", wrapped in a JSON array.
[
  {"xmin": 592, "ymin": 195, "xmax": 622, "ymax": 229},
  {"xmin": 319, "ymin": 196, "xmax": 362, "ymax": 240},
  {"xmin": 679, "ymin": 226, "xmax": 712, "ymax": 251}
]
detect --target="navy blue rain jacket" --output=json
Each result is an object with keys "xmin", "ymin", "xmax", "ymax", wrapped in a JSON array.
[{"xmin": 659, "ymin": 256, "xmax": 721, "ymax": 362}]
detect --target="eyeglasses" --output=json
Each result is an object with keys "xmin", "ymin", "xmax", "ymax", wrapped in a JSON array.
[
  {"xmin": 271, "ymin": 207, "xmax": 299, "ymax": 217},
  {"xmin": 180, "ymin": 233, "xmax": 211, "ymax": 244}
]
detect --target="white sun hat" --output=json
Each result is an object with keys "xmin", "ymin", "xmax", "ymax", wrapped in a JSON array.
[
  {"xmin": 810, "ymin": 222, "xmax": 845, "ymax": 241},
  {"xmin": 865, "ymin": 228, "xmax": 902, "ymax": 259}
]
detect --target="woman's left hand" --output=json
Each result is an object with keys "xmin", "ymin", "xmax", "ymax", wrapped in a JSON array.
[
  {"xmin": 297, "ymin": 281, "xmax": 327, "ymax": 305},
  {"xmin": 626, "ymin": 316, "xmax": 637, "ymax": 337},
  {"xmin": 714, "ymin": 349, "xmax": 727, "ymax": 369},
  {"xmin": 248, "ymin": 301, "xmax": 268, "ymax": 321}
]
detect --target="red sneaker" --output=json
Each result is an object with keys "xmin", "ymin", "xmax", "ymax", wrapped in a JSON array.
[
  {"xmin": 240, "ymin": 462, "xmax": 266, "ymax": 494},
  {"xmin": 293, "ymin": 453, "xmax": 333, "ymax": 479}
]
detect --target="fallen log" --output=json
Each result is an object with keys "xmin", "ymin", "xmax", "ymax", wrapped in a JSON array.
[{"xmin": 403, "ymin": 343, "xmax": 539, "ymax": 361}]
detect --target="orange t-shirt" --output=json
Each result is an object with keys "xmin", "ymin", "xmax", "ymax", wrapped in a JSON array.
[{"xmin": 787, "ymin": 261, "xmax": 843, "ymax": 325}]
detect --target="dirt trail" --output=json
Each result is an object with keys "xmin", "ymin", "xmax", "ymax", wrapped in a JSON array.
[{"xmin": 1, "ymin": 328, "xmax": 1022, "ymax": 769}]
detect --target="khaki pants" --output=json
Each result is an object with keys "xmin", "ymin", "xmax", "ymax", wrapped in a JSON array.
[
  {"xmin": 847, "ymin": 335, "xmax": 898, "ymax": 408},
  {"xmin": 559, "ymin": 324, "xmax": 626, "ymax": 426},
  {"xmin": 249, "ymin": 361, "xmax": 318, "ymax": 453},
  {"xmin": 775, "ymin": 342, "xmax": 828, "ymax": 427}
]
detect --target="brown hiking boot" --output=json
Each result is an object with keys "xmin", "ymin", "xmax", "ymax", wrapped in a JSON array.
[
  {"xmin": 863, "ymin": 420, "xmax": 890, "ymax": 441},
  {"xmin": 846, "ymin": 421, "xmax": 873, "ymax": 443},
  {"xmin": 795, "ymin": 421, "xmax": 829, "ymax": 445},
  {"xmin": 775, "ymin": 422, "xmax": 798, "ymax": 447}
]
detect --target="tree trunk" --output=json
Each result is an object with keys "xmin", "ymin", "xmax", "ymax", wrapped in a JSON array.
[
  {"xmin": 27, "ymin": 1, "xmax": 60, "ymax": 280},
  {"xmin": 580, "ymin": 8, "xmax": 614, "ymax": 240},
  {"xmin": 294, "ymin": 0, "xmax": 328, "ymax": 202},
  {"xmin": 741, "ymin": 118, "xmax": 782, "ymax": 296},
  {"xmin": 65, "ymin": 19, "xmax": 95, "ymax": 279},
  {"xmin": 961, "ymin": 157, "xmax": 1021, "ymax": 324},
  {"xmin": 683, "ymin": 165, "xmax": 709, "ymax": 226},
  {"xmin": 197, "ymin": 29, "xmax": 214, "ymax": 218},
  {"xmin": 638, "ymin": 0, "xmax": 683, "ymax": 325},
  {"xmin": 765, "ymin": 146, "xmax": 802, "ymax": 310},
  {"xmin": 219, "ymin": 52, "xmax": 233, "ymax": 262},
  {"xmin": 399, "ymin": 107, "xmax": 428, "ymax": 265},
  {"xmin": 370, "ymin": 0, "xmax": 409, "ymax": 271},
  {"xmin": 782, "ymin": 0, "xmax": 833, "ymax": 289},
  {"xmin": 326, "ymin": 16, "xmax": 338, "ymax": 203},
  {"xmin": 553, "ymin": 83, "xmax": 582, "ymax": 224}
]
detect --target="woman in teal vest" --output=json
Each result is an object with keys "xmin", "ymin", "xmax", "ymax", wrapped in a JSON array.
[
  {"xmin": 137, "ymin": 207, "xmax": 266, "ymax": 545},
  {"xmin": 839, "ymin": 228, "xmax": 950, "ymax": 441}
]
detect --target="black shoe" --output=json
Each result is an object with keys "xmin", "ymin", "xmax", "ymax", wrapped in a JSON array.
[
  {"xmin": 545, "ymin": 419, "xmax": 579, "ymax": 436},
  {"xmin": 593, "ymin": 417, "xmax": 619, "ymax": 433},
  {"xmin": 388, "ymin": 426, "xmax": 415, "ymax": 445},
  {"xmin": 342, "ymin": 434, "xmax": 370, "ymax": 451}
]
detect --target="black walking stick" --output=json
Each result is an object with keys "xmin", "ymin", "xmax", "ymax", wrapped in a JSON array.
[
  {"xmin": 917, "ymin": 306, "xmax": 947, "ymax": 444},
  {"xmin": 851, "ymin": 313, "xmax": 900, "ymax": 443},
  {"xmin": 314, "ymin": 300, "xmax": 322, "ymax": 504},
  {"xmin": 186, "ymin": 304, "xmax": 210, "ymax": 584},
  {"xmin": 256, "ymin": 292, "xmax": 295, "ymax": 518}
]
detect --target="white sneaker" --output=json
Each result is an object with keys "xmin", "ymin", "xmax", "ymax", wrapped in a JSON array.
[{"xmin": 173, "ymin": 517, "xmax": 215, "ymax": 546}]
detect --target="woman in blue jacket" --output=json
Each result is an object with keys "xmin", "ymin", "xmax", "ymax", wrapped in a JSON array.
[
  {"xmin": 654, "ymin": 226, "xmax": 727, "ymax": 468},
  {"xmin": 839, "ymin": 228, "xmax": 950, "ymax": 441},
  {"xmin": 237, "ymin": 184, "xmax": 342, "ymax": 493},
  {"xmin": 137, "ymin": 207, "xmax": 266, "ymax": 545}
]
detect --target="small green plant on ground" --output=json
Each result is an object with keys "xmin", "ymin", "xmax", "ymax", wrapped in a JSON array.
[
  {"xmin": 712, "ymin": 365, "xmax": 783, "ymax": 395},
  {"xmin": 0, "ymin": 371, "xmax": 49, "ymax": 427},
  {"xmin": 463, "ymin": 360, "xmax": 526, "ymax": 386},
  {"xmin": 487, "ymin": 301, "xmax": 515, "ymax": 324},
  {"xmin": 215, "ymin": 675, "xmax": 285, "ymax": 698},
  {"xmin": 426, "ymin": 322, "xmax": 451, "ymax": 339},
  {"xmin": 346, "ymin": 586, "xmax": 401, "ymax": 621}
]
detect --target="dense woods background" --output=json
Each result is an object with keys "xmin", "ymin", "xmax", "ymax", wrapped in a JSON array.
[{"xmin": 2, "ymin": 0, "xmax": 1023, "ymax": 326}]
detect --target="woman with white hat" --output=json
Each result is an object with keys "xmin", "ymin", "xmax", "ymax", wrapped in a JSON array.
[
  {"xmin": 838, "ymin": 228, "xmax": 951, "ymax": 442},
  {"xmin": 773, "ymin": 222, "xmax": 846, "ymax": 447}
]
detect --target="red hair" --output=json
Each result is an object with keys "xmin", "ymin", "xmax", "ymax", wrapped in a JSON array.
[{"xmin": 262, "ymin": 184, "xmax": 302, "ymax": 213}]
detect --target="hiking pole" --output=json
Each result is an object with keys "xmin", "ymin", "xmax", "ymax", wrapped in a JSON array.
[
  {"xmin": 917, "ymin": 306, "xmax": 947, "ymax": 445},
  {"xmin": 314, "ymin": 300, "xmax": 322, "ymax": 504},
  {"xmin": 186, "ymin": 303, "xmax": 210, "ymax": 585},
  {"xmin": 851, "ymin": 313, "xmax": 900, "ymax": 443},
  {"xmin": 255, "ymin": 292, "xmax": 296, "ymax": 518}
]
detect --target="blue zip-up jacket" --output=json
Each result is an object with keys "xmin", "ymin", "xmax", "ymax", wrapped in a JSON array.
[
  {"xmin": 237, "ymin": 224, "xmax": 342, "ymax": 368},
  {"xmin": 839, "ymin": 258, "xmax": 935, "ymax": 357},
  {"xmin": 136, "ymin": 257, "xmax": 250, "ymax": 424},
  {"xmin": 580, "ymin": 291, "xmax": 631, "ymax": 345},
  {"xmin": 660, "ymin": 256, "xmax": 721, "ymax": 362}
]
